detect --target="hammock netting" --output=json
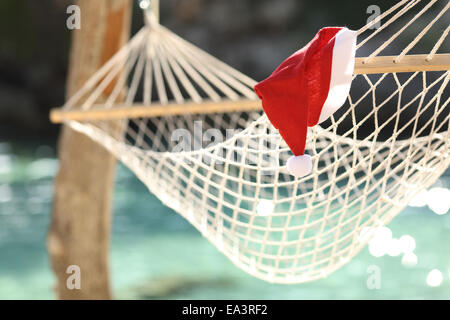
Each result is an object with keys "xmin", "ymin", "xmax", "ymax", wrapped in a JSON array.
[{"xmin": 57, "ymin": 0, "xmax": 449, "ymax": 283}]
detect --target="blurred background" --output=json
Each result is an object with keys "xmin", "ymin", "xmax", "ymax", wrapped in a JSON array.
[{"xmin": 0, "ymin": 0, "xmax": 449, "ymax": 299}]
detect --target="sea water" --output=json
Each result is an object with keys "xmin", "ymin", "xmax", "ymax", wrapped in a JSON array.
[{"xmin": 0, "ymin": 140, "xmax": 449, "ymax": 299}]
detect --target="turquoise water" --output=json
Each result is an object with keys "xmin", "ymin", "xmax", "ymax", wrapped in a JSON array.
[{"xmin": 0, "ymin": 140, "xmax": 449, "ymax": 299}]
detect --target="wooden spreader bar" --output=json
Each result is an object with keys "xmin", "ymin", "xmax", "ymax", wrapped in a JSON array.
[
  {"xmin": 50, "ymin": 54, "xmax": 450, "ymax": 123},
  {"xmin": 50, "ymin": 99, "xmax": 262, "ymax": 123}
]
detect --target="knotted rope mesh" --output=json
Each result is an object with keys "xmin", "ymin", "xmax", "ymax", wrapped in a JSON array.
[{"xmin": 59, "ymin": 0, "xmax": 449, "ymax": 283}]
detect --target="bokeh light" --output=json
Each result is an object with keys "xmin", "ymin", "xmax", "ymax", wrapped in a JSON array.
[
  {"xmin": 139, "ymin": 0, "xmax": 151, "ymax": 10},
  {"xmin": 401, "ymin": 252, "xmax": 418, "ymax": 267},
  {"xmin": 426, "ymin": 269, "xmax": 443, "ymax": 287},
  {"xmin": 256, "ymin": 200, "xmax": 275, "ymax": 216},
  {"xmin": 365, "ymin": 227, "xmax": 420, "ymax": 268},
  {"xmin": 426, "ymin": 188, "xmax": 450, "ymax": 215},
  {"xmin": 368, "ymin": 226, "xmax": 392, "ymax": 257},
  {"xmin": 387, "ymin": 238, "xmax": 402, "ymax": 257},
  {"xmin": 408, "ymin": 189, "xmax": 428, "ymax": 207},
  {"xmin": 399, "ymin": 235, "xmax": 416, "ymax": 253}
]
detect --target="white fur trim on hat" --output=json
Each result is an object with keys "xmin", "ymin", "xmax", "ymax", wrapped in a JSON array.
[{"xmin": 318, "ymin": 28, "xmax": 357, "ymax": 124}]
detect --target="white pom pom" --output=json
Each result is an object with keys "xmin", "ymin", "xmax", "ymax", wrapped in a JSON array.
[{"xmin": 286, "ymin": 154, "xmax": 312, "ymax": 178}]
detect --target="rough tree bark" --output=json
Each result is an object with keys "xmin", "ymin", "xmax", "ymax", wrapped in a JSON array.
[{"xmin": 47, "ymin": 0, "xmax": 132, "ymax": 300}]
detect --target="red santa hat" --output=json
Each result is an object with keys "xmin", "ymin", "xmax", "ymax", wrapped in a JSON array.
[{"xmin": 254, "ymin": 27, "xmax": 357, "ymax": 178}]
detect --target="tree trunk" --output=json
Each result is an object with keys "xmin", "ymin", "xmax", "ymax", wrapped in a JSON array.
[{"xmin": 48, "ymin": 0, "xmax": 132, "ymax": 300}]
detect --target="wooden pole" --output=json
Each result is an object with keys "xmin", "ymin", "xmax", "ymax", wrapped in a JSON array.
[
  {"xmin": 47, "ymin": 0, "xmax": 132, "ymax": 299},
  {"xmin": 152, "ymin": 0, "xmax": 159, "ymax": 23},
  {"xmin": 49, "ymin": 53, "xmax": 450, "ymax": 123}
]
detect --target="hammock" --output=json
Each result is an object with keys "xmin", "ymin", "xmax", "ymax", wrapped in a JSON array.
[{"xmin": 50, "ymin": 0, "xmax": 450, "ymax": 283}]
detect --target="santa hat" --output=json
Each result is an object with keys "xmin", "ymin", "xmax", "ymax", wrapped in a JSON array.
[{"xmin": 254, "ymin": 27, "xmax": 357, "ymax": 178}]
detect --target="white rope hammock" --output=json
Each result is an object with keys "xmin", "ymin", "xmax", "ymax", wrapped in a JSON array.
[{"xmin": 51, "ymin": 0, "xmax": 449, "ymax": 283}]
